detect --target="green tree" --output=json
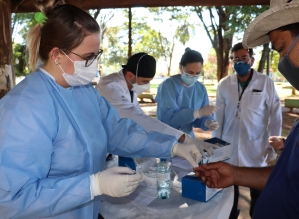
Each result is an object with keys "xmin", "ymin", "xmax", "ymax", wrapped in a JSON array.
[
  {"xmin": 203, "ymin": 49, "xmax": 217, "ymax": 81},
  {"xmin": 101, "ymin": 26, "xmax": 128, "ymax": 71},
  {"xmin": 193, "ymin": 6, "xmax": 268, "ymax": 81},
  {"xmin": 148, "ymin": 7, "xmax": 195, "ymax": 76},
  {"xmin": 11, "ymin": 12, "xmax": 35, "ymax": 42},
  {"xmin": 11, "ymin": 13, "xmax": 35, "ymax": 76},
  {"xmin": 13, "ymin": 43, "xmax": 30, "ymax": 77}
]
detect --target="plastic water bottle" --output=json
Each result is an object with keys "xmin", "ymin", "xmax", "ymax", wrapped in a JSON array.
[{"xmin": 157, "ymin": 159, "xmax": 171, "ymax": 199}]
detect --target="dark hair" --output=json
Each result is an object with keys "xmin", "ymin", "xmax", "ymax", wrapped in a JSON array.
[
  {"xmin": 180, "ymin": 47, "xmax": 204, "ymax": 66},
  {"xmin": 230, "ymin": 42, "xmax": 253, "ymax": 57},
  {"xmin": 276, "ymin": 22, "xmax": 299, "ymax": 37},
  {"xmin": 26, "ymin": 0, "xmax": 100, "ymax": 70}
]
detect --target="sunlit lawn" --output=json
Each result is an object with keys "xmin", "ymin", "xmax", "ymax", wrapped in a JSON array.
[{"xmin": 150, "ymin": 80, "xmax": 298, "ymax": 100}]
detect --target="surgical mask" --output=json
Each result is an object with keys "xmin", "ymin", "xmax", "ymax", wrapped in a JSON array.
[
  {"xmin": 233, "ymin": 61, "xmax": 251, "ymax": 76},
  {"xmin": 127, "ymin": 54, "xmax": 151, "ymax": 94},
  {"xmin": 181, "ymin": 70, "xmax": 199, "ymax": 86},
  {"xmin": 132, "ymin": 83, "xmax": 150, "ymax": 95},
  {"xmin": 278, "ymin": 34, "xmax": 299, "ymax": 91},
  {"xmin": 58, "ymin": 51, "xmax": 97, "ymax": 87}
]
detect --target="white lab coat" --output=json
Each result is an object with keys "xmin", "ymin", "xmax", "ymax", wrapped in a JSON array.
[
  {"xmin": 96, "ymin": 70, "xmax": 183, "ymax": 140},
  {"xmin": 213, "ymin": 70, "xmax": 282, "ymax": 167}
]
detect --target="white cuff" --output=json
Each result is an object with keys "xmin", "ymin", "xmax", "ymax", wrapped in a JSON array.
[
  {"xmin": 193, "ymin": 110, "xmax": 200, "ymax": 119},
  {"xmin": 171, "ymin": 142, "xmax": 179, "ymax": 157},
  {"xmin": 90, "ymin": 174, "xmax": 101, "ymax": 200},
  {"xmin": 204, "ymin": 120, "xmax": 209, "ymax": 128}
]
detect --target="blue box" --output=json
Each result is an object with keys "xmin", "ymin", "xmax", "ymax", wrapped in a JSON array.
[
  {"xmin": 118, "ymin": 156, "xmax": 136, "ymax": 171},
  {"xmin": 182, "ymin": 173, "xmax": 222, "ymax": 202}
]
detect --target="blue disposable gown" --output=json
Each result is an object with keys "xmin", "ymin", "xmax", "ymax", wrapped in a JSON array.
[
  {"xmin": 155, "ymin": 74, "xmax": 213, "ymax": 137},
  {"xmin": 0, "ymin": 69, "xmax": 176, "ymax": 219}
]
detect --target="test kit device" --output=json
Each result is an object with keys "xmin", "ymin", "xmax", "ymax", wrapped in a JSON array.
[
  {"xmin": 118, "ymin": 156, "xmax": 136, "ymax": 171},
  {"xmin": 182, "ymin": 137, "xmax": 230, "ymax": 202},
  {"xmin": 200, "ymin": 137, "xmax": 231, "ymax": 164}
]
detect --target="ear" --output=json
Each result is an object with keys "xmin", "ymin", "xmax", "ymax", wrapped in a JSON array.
[
  {"xmin": 179, "ymin": 64, "xmax": 182, "ymax": 71},
  {"xmin": 49, "ymin": 47, "xmax": 62, "ymax": 63},
  {"xmin": 126, "ymin": 71, "xmax": 136, "ymax": 80},
  {"xmin": 250, "ymin": 56, "xmax": 255, "ymax": 66}
]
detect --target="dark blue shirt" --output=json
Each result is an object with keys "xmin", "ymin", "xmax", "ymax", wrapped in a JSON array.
[{"xmin": 253, "ymin": 121, "xmax": 299, "ymax": 218}]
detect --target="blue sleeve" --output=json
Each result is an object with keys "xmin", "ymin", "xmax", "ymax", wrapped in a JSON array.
[
  {"xmin": 156, "ymin": 80, "xmax": 194, "ymax": 130},
  {"xmin": 193, "ymin": 88, "xmax": 214, "ymax": 131},
  {"xmin": 0, "ymin": 93, "xmax": 91, "ymax": 218},
  {"xmin": 96, "ymin": 92, "xmax": 177, "ymax": 158}
]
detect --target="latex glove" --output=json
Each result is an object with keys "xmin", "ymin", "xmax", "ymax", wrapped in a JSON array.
[
  {"xmin": 194, "ymin": 105, "xmax": 218, "ymax": 119},
  {"xmin": 172, "ymin": 142, "xmax": 201, "ymax": 167},
  {"xmin": 92, "ymin": 167, "xmax": 143, "ymax": 197},
  {"xmin": 204, "ymin": 119, "xmax": 219, "ymax": 130},
  {"xmin": 264, "ymin": 148, "xmax": 277, "ymax": 163},
  {"xmin": 185, "ymin": 134, "xmax": 219, "ymax": 158},
  {"xmin": 268, "ymin": 136, "xmax": 284, "ymax": 151}
]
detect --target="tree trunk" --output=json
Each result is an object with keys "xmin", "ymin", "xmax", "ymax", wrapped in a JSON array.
[
  {"xmin": 292, "ymin": 87, "xmax": 296, "ymax": 95},
  {"xmin": 167, "ymin": 40, "xmax": 175, "ymax": 76},
  {"xmin": 0, "ymin": 0, "xmax": 14, "ymax": 99},
  {"xmin": 257, "ymin": 43, "xmax": 270, "ymax": 73},
  {"xmin": 128, "ymin": 7, "xmax": 132, "ymax": 58}
]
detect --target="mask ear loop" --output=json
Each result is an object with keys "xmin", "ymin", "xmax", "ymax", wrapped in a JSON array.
[
  {"xmin": 286, "ymin": 34, "xmax": 299, "ymax": 55},
  {"xmin": 135, "ymin": 54, "xmax": 148, "ymax": 81}
]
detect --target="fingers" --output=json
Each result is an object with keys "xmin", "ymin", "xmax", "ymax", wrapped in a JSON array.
[
  {"xmin": 205, "ymin": 142, "xmax": 219, "ymax": 149},
  {"xmin": 199, "ymin": 147, "xmax": 206, "ymax": 159},
  {"xmin": 209, "ymin": 106, "xmax": 218, "ymax": 113},
  {"xmin": 209, "ymin": 121, "xmax": 219, "ymax": 130},
  {"xmin": 211, "ymin": 144, "xmax": 219, "ymax": 149},
  {"xmin": 268, "ymin": 136, "xmax": 280, "ymax": 141},
  {"xmin": 126, "ymin": 173, "xmax": 143, "ymax": 182},
  {"xmin": 185, "ymin": 146, "xmax": 202, "ymax": 167},
  {"xmin": 193, "ymin": 166, "xmax": 205, "ymax": 172},
  {"xmin": 116, "ymin": 167, "xmax": 136, "ymax": 175},
  {"xmin": 193, "ymin": 149, "xmax": 201, "ymax": 166},
  {"xmin": 204, "ymin": 147, "xmax": 214, "ymax": 156},
  {"xmin": 186, "ymin": 155, "xmax": 198, "ymax": 168},
  {"xmin": 199, "ymin": 162, "xmax": 222, "ymax": 170}
]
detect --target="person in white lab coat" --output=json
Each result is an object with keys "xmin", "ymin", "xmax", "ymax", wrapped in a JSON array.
[
  {"xmin": 97, "ymin": 52, "xmax": 217, "ymax": 158},
  {"xmin": 212, "ymin": 42, "xmax": 282, "ymax": 219}
]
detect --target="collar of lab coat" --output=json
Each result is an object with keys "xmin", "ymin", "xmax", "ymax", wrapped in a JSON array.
[{"xmin": 118, "ymin": 69, "xmax": 133, "ymax": 95}]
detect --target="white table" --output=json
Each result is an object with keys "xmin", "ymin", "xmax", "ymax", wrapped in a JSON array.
[{"xmin": 100, "ymin": 157, "xmax": 233, "ymax": 219}]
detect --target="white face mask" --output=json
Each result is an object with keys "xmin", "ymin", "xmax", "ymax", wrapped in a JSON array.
[
  {"xmin": 132, "ymin": 83, "xmax": 150, "ymax": 95},
  {"xmin": 58, "ymin": 51, "xmax": 97, "ymax": 86},
  {"xmin": 127, "ymin": 53, "xmax": 151, "ymax": 94}
]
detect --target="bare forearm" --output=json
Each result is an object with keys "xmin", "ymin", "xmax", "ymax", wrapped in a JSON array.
[{"xmin": 234, "ymin": 166, "xmax": 274, "ymax": 190}]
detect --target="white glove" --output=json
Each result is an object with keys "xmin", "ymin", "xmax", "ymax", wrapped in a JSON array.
[
  {"xmin": 172, "ymin": 142, "xmax": 201, "ymax": 167},
  {"xmin": 264, "ymin": 148, "xmax": 277, "ymax": 163},
  {"xmin": 204, "ymin": 119, "xmax": 219, "ymax": 130},
  {"xmin": 268, "ymin": 136, "xmax": 285, "ymax": 151},
  {"xmin": 185, "ymin": 134, "xmax": 219, "ymax": 158},
  {"xmin": 194, "ymin": 105, "xmax": 218, "ymax": 119},
  {"xmin": 92, "ymin": 167, "xmax": 143, "ymax": 197}
]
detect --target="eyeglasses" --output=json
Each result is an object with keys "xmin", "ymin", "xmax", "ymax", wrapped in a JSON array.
[
  {"xmin": 65, "ymin": 49, "xmax": 103, "ymax": 67},
  {"xmin": 183, "ymin": 69, "xmax": 202, "ymax": 77},
  {"xmin": 230, "ymin": 55, "xmax": 250, "ymax": 63}
]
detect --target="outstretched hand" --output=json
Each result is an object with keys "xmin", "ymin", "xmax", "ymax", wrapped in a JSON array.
[{"xmin": 193, "ymin": 161, "xmax": 236, "ymax": 188}]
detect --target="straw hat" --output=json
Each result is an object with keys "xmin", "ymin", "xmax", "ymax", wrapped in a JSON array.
[{"xmin": 243, "ymin": 0, "xmax": 299, "ymax": 48}]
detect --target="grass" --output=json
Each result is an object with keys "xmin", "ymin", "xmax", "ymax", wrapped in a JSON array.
[{"xmin": 149, "ymin": 80, "xmax": 299, "ymax": 100}]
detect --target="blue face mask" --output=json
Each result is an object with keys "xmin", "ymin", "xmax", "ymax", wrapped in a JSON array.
[
  {"xmin": 233, "ymin": 61, "xmax": 251, "ymax": 76},
  {"xmin": 181, "ymin": 70, "xmax": 199, "ymax": 86}
]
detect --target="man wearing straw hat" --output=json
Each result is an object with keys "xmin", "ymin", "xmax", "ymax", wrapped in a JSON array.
[{"xmin": 194, "ymin": 0, "xmax": 299, "ymax": 218}]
